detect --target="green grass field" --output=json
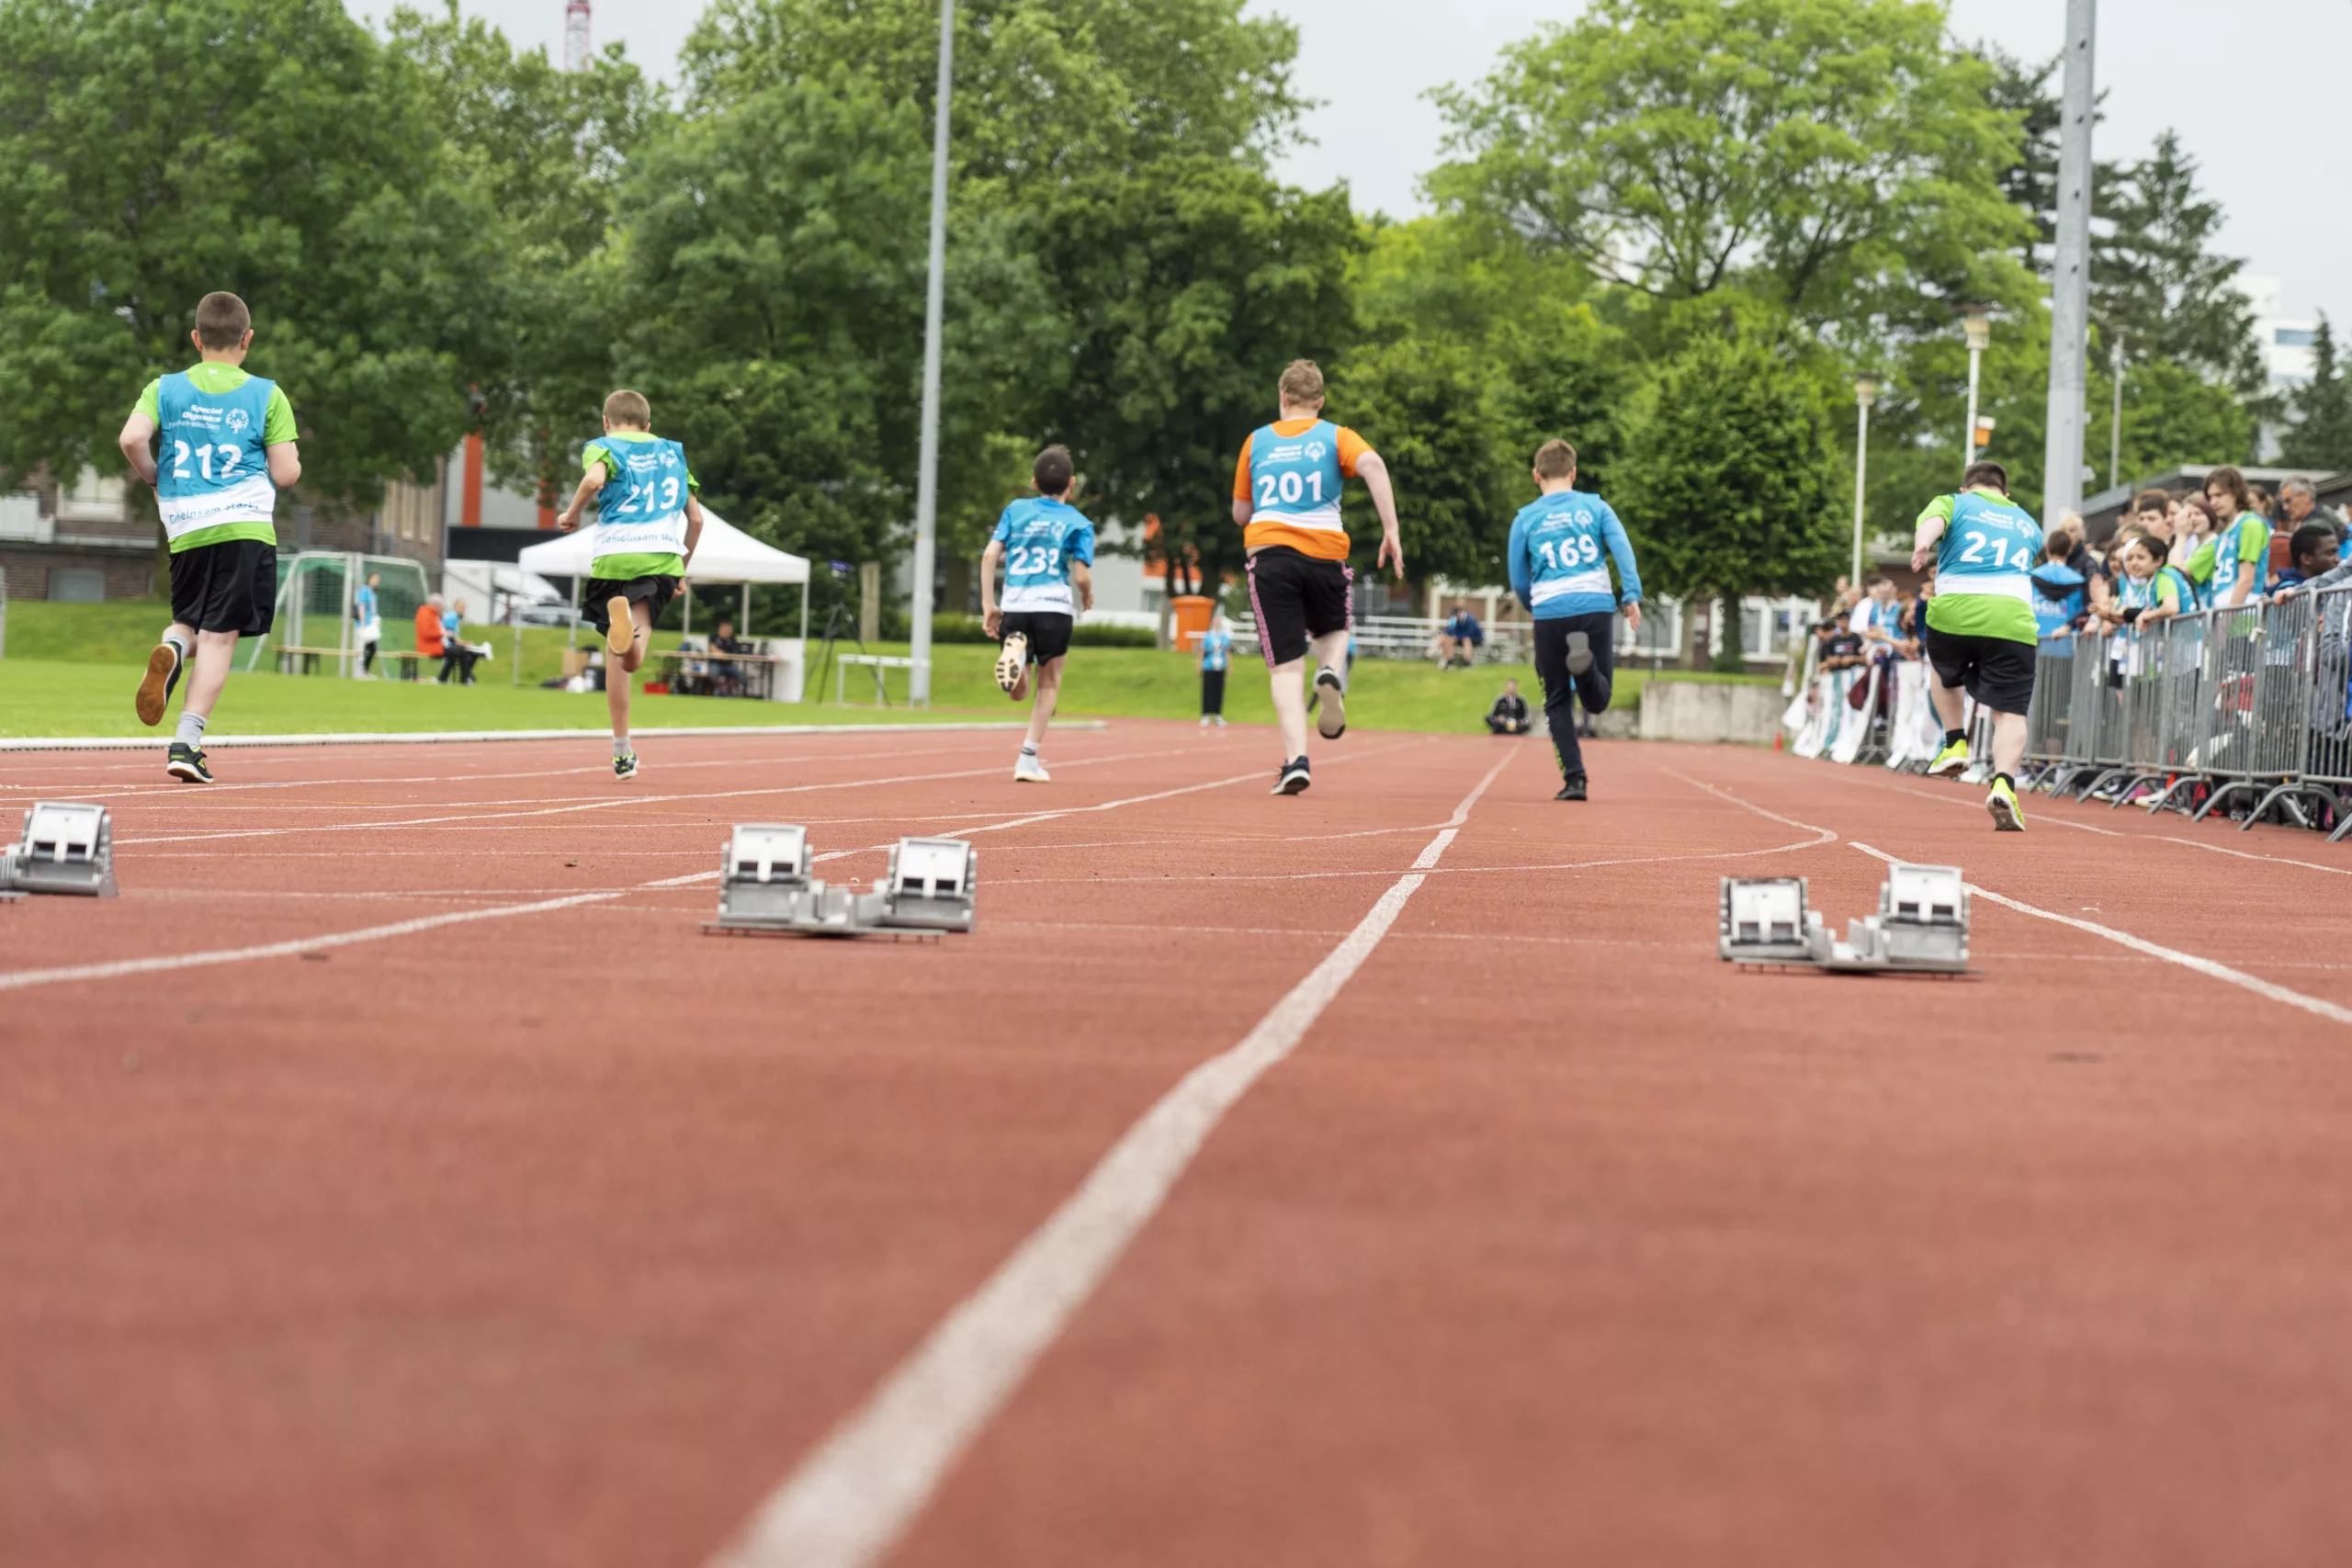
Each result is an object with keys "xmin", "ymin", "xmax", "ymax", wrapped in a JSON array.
[{"xmin": 0, "ymin": 598, "xmax": 1775, "ymax": 739}]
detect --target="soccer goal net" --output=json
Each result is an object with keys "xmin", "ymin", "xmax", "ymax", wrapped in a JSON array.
[{"xmin": 244, "ymin": 552, "xmax": 431, "ymax": 674}]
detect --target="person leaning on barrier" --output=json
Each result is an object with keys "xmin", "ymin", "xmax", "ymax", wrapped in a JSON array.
[
  {"xmin": 2271, "ymin": 525, "xmax": 2342, "ymax": 594},
  {"xmin": 2272, "ymin": 531, "xmax": 2352, "ymax": 601},
  {"xmin": 2098, "ymin": 536, "xmax": 2188, "ymax": 630}
]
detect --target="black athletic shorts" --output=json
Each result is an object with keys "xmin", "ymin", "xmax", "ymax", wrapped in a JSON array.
[
  {"xmin": 168, "ymin": 538, "xmax": 277, "ymax": 637},
  {"xmin": 997, "ymin": 610, "xmax": 1073, "ymax": 663},
  {"xmin": 1924, "ymin": 625, "xmax": 2037, "ymax": 716},
  {"xmin": 582, "ymin": 574, "xmax": 680, "ymax": 635},
  {"xmin": 1246, "ymin": 546, "xmax": 1352, "ymax": 667}
]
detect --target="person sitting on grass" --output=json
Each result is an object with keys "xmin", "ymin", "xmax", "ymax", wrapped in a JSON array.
[{"xmin": 1485, "ymin": 678, "xmax": 1532, "ymax": 735}]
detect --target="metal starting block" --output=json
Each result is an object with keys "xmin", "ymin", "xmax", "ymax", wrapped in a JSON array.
[
  {"xmin": 707, "ymin": 823, "xmax": 975, "ymax": 938},
  {"xmin": 1720, "ymin": 862, "xmax": 1968, "ymax": 976},
  {"xmin": 1, "ymin": 802, "xmax": 117, "ymax": 898}
]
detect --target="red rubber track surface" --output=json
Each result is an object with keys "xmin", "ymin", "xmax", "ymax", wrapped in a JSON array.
[{"xmin": 5, "ymin": 724, "xmax": 2351, "ymax": 1566}]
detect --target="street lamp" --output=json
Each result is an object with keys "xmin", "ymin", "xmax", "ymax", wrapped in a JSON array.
[
  {"xmin": 1851, "ymin": 376, "xmax": 1878, "ymax": 589},
  {"xmin": 1962, "ymin": 306, "xmax": 1993, "ymax": 473}
]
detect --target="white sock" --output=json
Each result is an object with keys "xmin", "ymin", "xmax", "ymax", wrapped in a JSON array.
[
  {"xmin": 614, "ymin": 735, "xmax": 633, "ymax": 758},
  {"xmin": 163, "ymin": 629, "xmax": 190, "ymax": 663},
  {"xmin": 174, "ymin": 711, "xmax": 207, "ymax": 747}
]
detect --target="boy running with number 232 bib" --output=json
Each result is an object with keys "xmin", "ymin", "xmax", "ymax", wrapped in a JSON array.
[{"xmin": 982, "ymin": 444, "xmax": 1095, "ymax": 783}]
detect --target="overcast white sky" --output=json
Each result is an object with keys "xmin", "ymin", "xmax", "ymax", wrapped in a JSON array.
[{"xmin": 436, "ymin": 0, "xmax": 2352, "ymax": 325}]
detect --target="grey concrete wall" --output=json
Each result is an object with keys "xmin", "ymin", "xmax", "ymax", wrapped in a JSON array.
[{"xmin": 1636, "ymin": 679, "xmax": 1783, "ymax": 745}]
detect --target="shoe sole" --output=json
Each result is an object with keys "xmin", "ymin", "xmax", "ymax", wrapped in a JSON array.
[
  {"xmin": 1566, "ymin": 631, "xmax": 1593, "ymax": 676},
  {"xmin": 1274, "ymin": 773, "xmax": 1311, "ymax": 795},
  {"xmin": 1929, "ymin": 756, "xmax": 1970, "ymax": 778},
  {"xmin": 136, "ymin": 646, "xmax": 176, "ymax": 727},
  {"xmin": 165, "ymin": 761, "xmax": 209, "ymax": 784},
  {"xmin": 995, "ymin": 637, "xmax": 1029, "ymax": 694},
  {"xmin": 1988, "ymin": 792, "xmax": 2024, "ymax": 831},
  {"xmin": 605, "ymin": 597, "xmax": 635, "ymax": 659},
  {"xmin": 1315, "ymin": 671, "xmax": 1346, "ymax": 739}
]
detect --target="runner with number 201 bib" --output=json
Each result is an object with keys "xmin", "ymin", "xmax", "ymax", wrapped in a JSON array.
[{"xmin": 1230, "ymin": 359, "xmax": 1404, "ymax": 796}]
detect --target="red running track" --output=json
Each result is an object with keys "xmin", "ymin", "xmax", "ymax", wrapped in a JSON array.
[{"xmin": 4, "ymin": 721, "xmax": 2351, "ymax": 1567}]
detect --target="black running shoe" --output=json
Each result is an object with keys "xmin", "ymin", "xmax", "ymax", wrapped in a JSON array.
[
  {"xmin": 166, "ymin": 741, "xmax": 213, "ymax": 784},
  {"xmin": 1273, "ymin": 756, "xmax": 1311, "ymax": 795},
  {"xmin": 1314, "ymin": 667, "xmax": 1346, "ymax": 739},
  {"xmin": 1555, "ymin": 773, "xmax": 1588, "ymax": 802},
  {"xmin": 1565, "ymin": 630, "xmax": 1593, "ymax": 676}
]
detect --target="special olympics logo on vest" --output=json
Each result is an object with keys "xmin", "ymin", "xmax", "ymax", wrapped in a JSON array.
[
  {"xmin": 1305, "ymin": 440, "xmax": 1328, "ymax": 462},
  {"xmin": 226, "ymin": 408, "xmax": 250, "ymax": 434}
]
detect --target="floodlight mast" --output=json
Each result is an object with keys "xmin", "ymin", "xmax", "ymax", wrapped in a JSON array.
[
  {"xmin": 563, "ymin": 0, "xmax": 590, "ymax": 73},
  {"xmin": 907, "ymin": 0, "xmax": 956, "ymax": 707},
  {"xmin": 2043, "ymin": 0, "xmax": 2097, "ymax": 517}
]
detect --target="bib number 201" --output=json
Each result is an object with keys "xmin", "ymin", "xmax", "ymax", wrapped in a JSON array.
[
  {"xmin": 1256, "ymin": 469, "xmax": 1326, "ymax": 508},
  {"xmin": 171, "ymin": 440, "xmax": 243, "ymax": 482}
]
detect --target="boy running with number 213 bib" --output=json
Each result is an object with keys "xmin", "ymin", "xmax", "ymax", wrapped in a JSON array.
[
  {"xmin": 1913, "ymin": 459, "xmax": 2042, "ymax": 831},
  {"xmin": 1231, "ymin": 359, "xmax": 1404, "ymax": 795},
  {"xmin": 1505, "ymin": 439, "xmax": 1644, "ymax": 801},
  {"xmin": 120, "ymin": 291, "xmax": 302, "ymax": 784},
  {"xmin": 982, "ymin": 445, "xmax": 1095, "ymax": 783},
  {"xmin": 555, "ymin": 389, "xmax": 705, "ymax": 780}
]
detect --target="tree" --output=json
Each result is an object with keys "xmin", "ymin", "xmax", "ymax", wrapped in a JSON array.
[
  {"xmin": 1023, "ymin": 157, "xmax": 1360, "ymax": 604},
  {"xmin": 1428, "ymin": 0, "xmax": 2027, "ymax": 324},
  {"xmin": 2282, "ymin": 315, "xmax": 2352, "ymax": 472},
  {"xmin": 0, "ymin": 0, "xmax": 508, "ymax": 506},
  {"xmin": 2095, "ymin": 130, "xmax": 2262, "ymax": 393},
  {"xmin": 386, "ymin": 4, "xmax": 669, "ymax": 498},
  {"xmin": 1615, "ymin": 332, "xmax": 1846, "ymax": 656},
  {"xmin": 1329, "ymin": 342, "xmax": 1510, "ymax": 587},
  {"xmin": 2089, "ymin": 356, "xmax": 2255, "ymax": 487}
]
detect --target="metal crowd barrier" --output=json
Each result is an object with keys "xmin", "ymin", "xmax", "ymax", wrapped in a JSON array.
[{"xmin": 1890, "ymin": 587, "xmax": 2352, "ymax": 840}]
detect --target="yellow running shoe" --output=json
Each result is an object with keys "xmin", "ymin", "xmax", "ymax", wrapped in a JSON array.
[
  {"xmin": 1987, "ymin": 775, "xmax": 2025, "ymax": 831},
  {"xmin": 1928, "ymin": 735, "xmax": 1970, "ymax": 777},
  {"xmin": 604, "ymin": 595, "xmax": 635, "ymax": 658}
]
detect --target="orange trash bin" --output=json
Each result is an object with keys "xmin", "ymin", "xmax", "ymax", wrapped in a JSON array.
[{"xmin": 1170, "ymin": 594, "xmax": 1215, "ymax": 652}]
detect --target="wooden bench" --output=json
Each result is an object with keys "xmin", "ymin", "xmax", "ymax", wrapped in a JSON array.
[{"xmin": 273, "ymin": 645, "xmax": 427, "ymax": 680}]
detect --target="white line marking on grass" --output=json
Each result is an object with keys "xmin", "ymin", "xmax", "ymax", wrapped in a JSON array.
[
  {"xmin": 1848, "ymin": 841, "xmax": 2352, "ymax": 1027},
  {"xmin": 702, "ymin": 749, "xmax": 1514, "ymax": 1568}
]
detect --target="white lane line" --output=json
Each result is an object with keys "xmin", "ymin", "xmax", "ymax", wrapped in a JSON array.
[
  {"xmin": 0, "ymin": 720, "xmax": 1092, "ymax": 754},
  {"xmin": 0, "ymin": 749, "xmax": 1316, "ymax": 993},
  {"xmin": 1848, "ymin": 841, "xmax": 2352, "ymax": 1027},
  {"xmin": 2152, "ymin": 834, "xmax": 2352, "ymax": 877},
  {"xmin": 115, "ymin": 747, "xmax": 1193, "ymax": 847},
  {"xmin": 702, "ymin": 750, "xmax": 1514, "ymax": 1568}
]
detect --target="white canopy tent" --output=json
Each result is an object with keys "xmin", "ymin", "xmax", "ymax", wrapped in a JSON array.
[{"xmin": 516, "ymin": 510, "xmax": 811, "ymax": 639}]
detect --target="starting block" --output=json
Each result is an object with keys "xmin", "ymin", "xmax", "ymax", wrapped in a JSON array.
[
  {"xmin": 1720, "ymin": 862, "xmax": 1968, "ymax": 975},
  {"xmin": 707, "ymin": 823, "xmax": 975, "ymax": 938},
  {"xmin": 1, "ymin": 802, "xmax": 117, "ymax": 898}
]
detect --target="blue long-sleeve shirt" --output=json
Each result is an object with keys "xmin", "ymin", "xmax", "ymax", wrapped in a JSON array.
[{"xmin": 1507, "ymin": 489, "xmax": 1643, "ymax": 620}]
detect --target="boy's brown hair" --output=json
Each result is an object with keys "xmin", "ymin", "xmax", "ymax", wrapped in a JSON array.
[
  {"xmin": 1277, "ymin": 359, "xmax": 1325, "ymax": 408},
  {"xmin": 603, "ymin": 389, "xmax": 652, "ymax": 428},
  {"xmin": 2132, "ymin": 488, "xmax": 2172, "ymax": 516},
  {"xmin": 1962, "ymin": 459, "xmax": 2008, "ymax": 493},
  {"xmin": 1033, "ymin": 444, "xmax": 1074, "ymax": 496},
  {"xmin": 195, "ymin": 291, "xmax": 252, "ymax": 351},
  {"xmin": 1532, "ymin": 439, "xmax": 1577, "ymax": 479}
]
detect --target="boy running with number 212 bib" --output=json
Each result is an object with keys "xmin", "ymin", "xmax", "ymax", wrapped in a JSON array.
[
  {"xmin": 555, "ymin": 389, "xmax": 705, "ymax": 781},
  {"xmin": 982, "ymin": 445, "xmax": 1095, "ymax": 783},
  {"xmin": 1231, "ymin": 359, "xmax": 1404, "ymax": 795},
  {"xmin": 120, "ymin": 291, "xmax": 302, "ymax": 784}
]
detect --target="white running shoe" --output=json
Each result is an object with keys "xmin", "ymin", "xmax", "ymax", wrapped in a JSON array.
[
  {"xmin": 1314, "ymin": 667, "xmax": 1346, "ymax": 739},
  {"xmin": 995, "ymin": 634, "xmax": 1029, "ymax": 694},
  {"xmin": 1013, "ymin": 752, "xmax": 1050, "ymax": 783}
]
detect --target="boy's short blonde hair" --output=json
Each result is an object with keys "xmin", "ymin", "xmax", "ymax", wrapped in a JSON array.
[
  {"xmin": 195, "ymin": 292, "xmax": 252, "ymax": 350},
  {"xmin": 604, "ymin": 389, "xmax": 652, "ymax": 428},
  {"xmin": 1277, "ymin": 359, "xmax": 1325, "ymax": 408},
  {"xmin": 1532, "ymin": 439, "xmax": 1577, "ymax": 479}
]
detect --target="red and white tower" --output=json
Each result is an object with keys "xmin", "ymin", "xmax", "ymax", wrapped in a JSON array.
[{"xmin": 563, "ymin": 0, "xmax": 591, "ymax": 72}]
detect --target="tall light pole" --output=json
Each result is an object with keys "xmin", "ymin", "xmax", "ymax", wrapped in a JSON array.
[
  {"xmin": 2043, "ymin": 0, "xmax": 2097, "ymax": 517},
  {"xmin": 1851, "ymin": 376, "xmax": 1878, "ymax": 589},
  {"xmin": 906, "ymin": 0, "xmax": 955, "ymax": 707},
  {"xmin": 1962, "ymin": 307, "xmax": 1993, "ymax": 472},
  {"xmin": 2108, "ymin": 332, "xmax": 2126, "ymax": 491}
]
